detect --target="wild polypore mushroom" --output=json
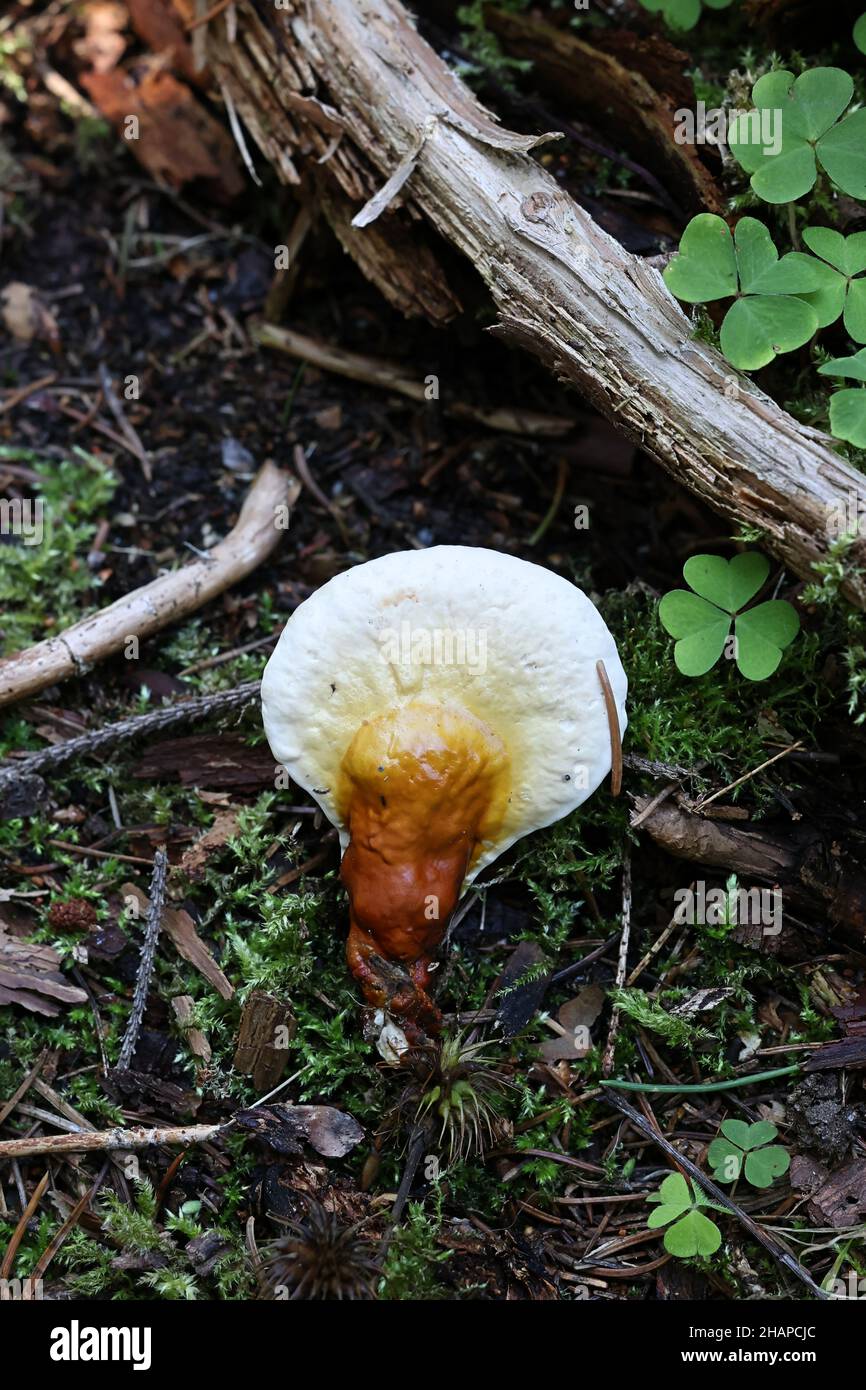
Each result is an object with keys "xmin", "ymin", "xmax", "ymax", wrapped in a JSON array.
[{"xmin": 261, "ymin": 546, "xmax": 626, "ymax": 1053}]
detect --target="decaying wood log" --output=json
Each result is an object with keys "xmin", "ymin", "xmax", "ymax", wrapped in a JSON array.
[
  {"xmin": 0, "ymin": 463, "xmax": 299, "ymax": 709},
  {"xmin": 203, "ymin": 0, "xmax": 866, "ymax": 606}
]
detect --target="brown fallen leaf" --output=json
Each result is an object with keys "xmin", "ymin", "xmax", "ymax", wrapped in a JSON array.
[
  {"xmin": 122, "ymin": 882, "xmax": 234, "ymax": 1000},
  {"xmin": 540, "ymin": 983, "xmax": 604, "ymax": 1062},
  {"xmin": 235, "ymin": 1103, "xmax": 364, "ymax": 1159},
  {"xmin": 126, "ymin": 0, "xmax": 205, "ymax": 88},
  {"xmin": 80, "ymin": 65, "xmax": 243, "ymax": 201},
  {"xmin": 0, "ymin": 926, "xmax": 87, "ymax": 1016}
]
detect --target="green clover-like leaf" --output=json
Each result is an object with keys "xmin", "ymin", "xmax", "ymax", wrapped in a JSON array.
[
  {"xmin": 683, "ymin": 551, "xmax": 769, "ymax": 612},
  {"xmin": 856, "ymin": 14, "xmax": 866, "ymax": 55},
  {"xmin": 663, "ymin": 214, "xmax": 738, "ymax": 303},
  {"xmin": 818, "ymin": 350, "xmax": 866, "ymax": 447},
  {"xmin": 817, "ymin": 346, "xmax": 866, "ymax": 383},
  {"xmin": 639, "ymin": 0, "xmax": 733, "ymax": 30},
  {"xmin": 663, "ymin": 1209, "xmax": 723, "ymax": 1257},
  {"xmin": 729, "ymin": 68, "xmax": 866, "ymax": 203},
  {"xmin": 829, "ymin": 391, "xmax": 866, "ymax": 447},
  {"xmin": 659, "ymin": 552, "xmax": 799, "ymax": 681},
  {"xmin": 646, "ymin": 1171, "xmax": 693, "ymax": 1220},
  {"xmin": 663, "ymin": 217, "xmax": 821, "ymax": 370},
  {"xmin": 790, "ymin": 228, "xmax": 866, "ymax": 342},
  {"xmin": 708, "ymin": 1119, "xmax": 790, "ymax": 1189},
  {"xmin": 735, "ymin": 600, "xmax": 801, "ymax": 681}
]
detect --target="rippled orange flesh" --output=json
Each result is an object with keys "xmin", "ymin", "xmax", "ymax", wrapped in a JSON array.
[{"xmin": 337, "ymin": 701, "xmax": 510, "ymax": 1041}]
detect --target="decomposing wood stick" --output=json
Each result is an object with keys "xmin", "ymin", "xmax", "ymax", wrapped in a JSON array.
[
  {"xmin": 253, "ymin": 321, "xmax": 575, "ymax": 438},
  {"xmin": 632, "ymin": 796, "xmax": 866, "ymax": 943},
  {"xmin": 0, "ymin": 681, "xmax": 261, "ymax": 794},
  {"xmin": 208, "ymin": 0, "xmax": 866, "ymax": 605},
  {"xmin": 0, "ymin": 1121, "xmax": 223, "ymax": 1161},
  {"xmin": 0, "ymin": 462, "xmax": 299, "ymax": 709}
]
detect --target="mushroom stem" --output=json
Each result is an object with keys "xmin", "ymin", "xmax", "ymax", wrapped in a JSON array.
[{"xmin": 337, "ymin": 700, "xmax": 509, "ymax": 1043}]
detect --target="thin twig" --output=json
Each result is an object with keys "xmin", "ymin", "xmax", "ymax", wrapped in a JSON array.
[
  {"xmin": 97, "ymin": 363, "xmax": 151, "ymax": 480},
  {"xmin": 116, "ymin": 848, "xmax": 168, "ymax": 1070},
  {"xmin": 601, "ymin": 851, "xmax": 631, "ymax": 1078},
  {"xmin": 602, "ymin": 1091, "xmax": 828, "ymax": 1300},
  {"xmin": 0, "ymin": 1122, "xmax": 223, "ymax": 1161},
  {"xmin": 0, "ymin": 681, "xmax": 260, "ymax": 794},
  {"xmin": 695, "ymin": 741, "xmax": 804, "ymax": 813}
]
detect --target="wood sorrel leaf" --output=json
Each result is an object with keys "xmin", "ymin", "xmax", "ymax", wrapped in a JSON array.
[
  {"xmin": 663, "ymin": 214, "xmax": 738, "ymax": 303},
  {"xmin": 735, "ymin": 600, "xmax": 801, "ymax": 681},
  {"xmin": 720, "ymin": 294, "xmax": 818, "ymax": 370},
  {"xmin": 683, "ymin": 552, "xmax": 769, "ymax": 613},
  {"xmin": 729, "ymin": 68, "xmax": 861, "ymax": 203},
  {"xmin": 663, "ymin": 1209, "xmax": 722, "ymax": 1257},
  {"xmin": 658, "ymin": 591, "xmax": 730, "ymax": 677},
  {"xmin": 828, "ymin": 390, "xmax": 866, "ymax": 447}
]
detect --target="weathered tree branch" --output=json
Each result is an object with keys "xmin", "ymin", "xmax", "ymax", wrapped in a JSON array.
[
  {"xmin": 205, "ymin": 0, "xmax": 866, "ymax": 606},
  {"xmin": 0, "ymin": 463, "xmax": 299, "ymax": 708}
]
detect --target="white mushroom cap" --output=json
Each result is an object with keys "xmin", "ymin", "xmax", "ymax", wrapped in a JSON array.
[{"xmin": 261, "ymin": 545, "xmax": 627, "ymax": 887}]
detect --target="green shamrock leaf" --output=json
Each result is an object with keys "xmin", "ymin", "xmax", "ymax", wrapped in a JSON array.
[
  {"xmin": 646, "ymin": 1174, "xmax": 724, "ymax": 1257},
  {"xmin": 639, "ymin": 0, "xmax": 733, "ymax": 30},
  {"xmin": 729, "ymin": 67, "xmax": 866, "ymax": 203},
  {"xmin": 659, "ymin": 552, "xmax": 800, "ymax": 681},
  {"xmin": 663, "ymin": 216, "xmax": 820, "ymax": 370},
  {"xmin": 707, "ymin": 1119, "xmax": 791, "ymax": 1189},
  {"xmin": 818, "ymin": 348, "xmax": 866, "ymax": 447},
  {"xmin": 855, "ymin": 14, "xmax": 866, "ymax": 55},
  {"xmin": 789, "ymin": 228, "xmax": 866, "ymax": 342}
]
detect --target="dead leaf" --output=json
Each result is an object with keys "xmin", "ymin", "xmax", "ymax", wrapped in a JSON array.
[
  {"xmin": 2, "ymin": 282, "xmax": 61, "ymax": 349},
  {"xmin": 235, "ymin": 1103, "xmax": 364, "ymax": 1158},
  {"xmin": 81, "ymin": 66, "xmax": 243, "ymax": 201},
  {"xmin": 539, "ymin": 984, "xmax": 604, "ymax": 1062}
]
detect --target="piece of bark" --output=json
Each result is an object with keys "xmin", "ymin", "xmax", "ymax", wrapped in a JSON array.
[
  {"xmin": 486, "ymin": 7, "xmax": 724, "ymax": 216},
  {"xmin": 171, "ymin": 994, "xmax": 212, "ymax": 1064},
  {"xmin": 806, "ymin": 1159, "xmax": 866, "ymax": 1228},
  {"xmin": 317, "ymin": 175, "xmax": 462, "ymax": 324},
  {"xmin": 233, "ymin": 990, "xmax": 296, "ymax": 1092},
  {"xmin": 0, "ymin": 463, "xmax": 298, "ymax": 710},
  {"xmin": 122, "ymin": 882, "xmax": 234, "ymax": 1000},
  {"xmin": 0, "ymin": 928, "xmax": 88, "ymax": 1016},
  {"xmin": 205, "ymin": 0, "xmax": 866, "ymax": 606},
  {"xmin": 133, "ymin": 734, "xmax": 276, "ymax": 791}
]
